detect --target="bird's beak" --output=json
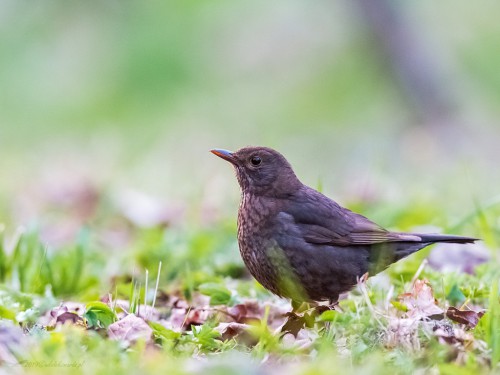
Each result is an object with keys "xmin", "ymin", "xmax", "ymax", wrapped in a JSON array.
[{"xmin": 210, "ymin": 149, "xmax": 236, "ymax": 165}]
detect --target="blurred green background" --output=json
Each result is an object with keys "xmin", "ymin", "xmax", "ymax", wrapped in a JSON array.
[
  {"xmin": 2, "ymin": 3, "xmax": 500, "ymax": 372},
  {"xmin": 1, "ymin": 0, "xmax": 499, "ymax": 244}
]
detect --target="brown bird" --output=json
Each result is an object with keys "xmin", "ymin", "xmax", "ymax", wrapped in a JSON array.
[{"xmin": 211, "ymin": 146, "xmax": 477, "ymax": 305}]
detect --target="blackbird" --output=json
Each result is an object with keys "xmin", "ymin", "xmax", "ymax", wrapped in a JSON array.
[{"xmin": 211, "ymin": 146, "xmax": 477, "ymax": 304}]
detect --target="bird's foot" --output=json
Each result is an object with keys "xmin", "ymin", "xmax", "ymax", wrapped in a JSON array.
[{"xmin": 313, "ymin": 300, "xmax": 340, "ymax": 315}]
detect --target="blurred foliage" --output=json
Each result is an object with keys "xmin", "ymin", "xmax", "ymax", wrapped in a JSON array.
[
  {"xmin": 0, "ymin": 227, "xmax": 103, "ymax": 298},
  {"xmin": 1, "ymin": 1, "xmax": 500, "ymax": 373},
  {"xmin": 1, "ymin": 0, "xmax": 500, "ymax": 143}
]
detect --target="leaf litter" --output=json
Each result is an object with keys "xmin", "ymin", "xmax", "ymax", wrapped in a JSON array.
[{"xmin": 0, "ymin": 210, "xmax": 495, "ymax": 373}]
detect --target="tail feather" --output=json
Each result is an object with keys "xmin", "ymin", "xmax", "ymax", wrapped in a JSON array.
[
  {"xmin": 368, "ymin": 233, "xmax": 479, "ymax": 274},
  {"xmin": 413, "ymin": 233, "xmax": 479, "ymax": 244},
  {"xmin": 392, "ymin": 232, "xmax": 479, "ymax": 263}
]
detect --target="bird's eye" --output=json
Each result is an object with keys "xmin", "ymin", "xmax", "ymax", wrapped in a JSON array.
[{"xmin": 250, "ymin": 155, "xmax": 262, "ymax": 166}]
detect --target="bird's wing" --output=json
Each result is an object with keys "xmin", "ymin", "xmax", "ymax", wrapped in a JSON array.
[{"xmin": 284, "ymin": 187, "xmax": 421, "ymax": 246}]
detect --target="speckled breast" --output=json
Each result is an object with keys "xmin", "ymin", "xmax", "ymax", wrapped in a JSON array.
[{"xmin": 237, "ymin": 193, "xmax": 282, "ymax": 296}]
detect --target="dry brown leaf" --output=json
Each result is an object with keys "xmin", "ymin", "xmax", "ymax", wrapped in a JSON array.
[
  {"xmin": 39, "ymin": 302, "xmax": 86, "ymax": 327},
  {"xmin": 56, "ymin": 312, "xmax": 84, "ymax": 326},
  {"xmin": 218, "ymin": 300, "xmax": 289, "ymax": 329},
  {"xmin": 216, "ymin": 322, "xmax": 257, "ymax": 346},
  {"xmin": 399, "ymin": 279, "xmax": 443, "ymax": 319},
  {"xmin": 108, "ymin": 314, "xmax": 153, "ymax": 344},
  {"xmin": 224, "ymin": 302, "xmax": 263, "ymax": 325},
  {"xmin": 280, "ymin": 312, "xmax": 307, "ymax": 337},
  {"xmin": 446, "ymin": 307, "xmax": 484, "ymax": 329},
  {"xmin": 433, "ymin": 321, "xmax": 474, "ymax": 346},
  {"xmin": 170, "ymin": 307, "xmax": 211, "ymax": 331}
]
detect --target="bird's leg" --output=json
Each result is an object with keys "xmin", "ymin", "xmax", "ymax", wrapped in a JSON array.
[
  {"xmin": 310, "ymin": 295, "xmax": 340, "ymax": 316},
  {"xmin": 328, "ymin": 299, "xmax": 340, "ymax": 310}
]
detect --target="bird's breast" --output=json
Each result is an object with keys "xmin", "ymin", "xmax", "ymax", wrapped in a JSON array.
[
  {"xmin": 237, "ymin": 193, "xmax": 275, "ymax": 240},
  {"xmin": 237, "ymin": 193, "xmax": 281, "ymax": 294}
]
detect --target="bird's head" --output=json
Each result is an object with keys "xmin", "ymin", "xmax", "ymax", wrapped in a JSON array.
[{"xmin": 211, "ymin": 146, "xmax": 302, "ymax": 197}]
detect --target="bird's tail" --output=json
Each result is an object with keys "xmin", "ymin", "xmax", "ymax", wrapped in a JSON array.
[
  {"xmin": 412, "ymin": 233, "xmax": 478, "ymax": 244},
  {"xmin": 369, "ymin": 233, "xmax": 478, "ymax": 274}
]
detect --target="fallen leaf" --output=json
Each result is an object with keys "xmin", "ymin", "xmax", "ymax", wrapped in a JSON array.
[
  {"xmin": 446, "ymin": 307, "xmax": 484, "ymax": 329},
  {"xmin": 216, "ymin": 322, "xmax": 257, "ymax": 346},
  {"xmin": 56, "ymin": 312, "xmax": 84, "ymax": 326},
  {"xmin": 108, "ymin": 314, "xmax": 153, "ymax": 344},
  {"xmin": 280, "ymin": 310, "xmax": 316, "ymax": 337},
  {"xmin": 281, "ymin": 312, "xmax": 306, "ymax": 337},
  {"xmin": 170, "ymin": 307, "xmax": 210, "ymax": 330},
  {"xmin": 225, "ymin": 302, "xmax": 261, "ymax": 324},
  {"xmin": 219, "ymin": 300, "xmax": 289, "ymax": 329},
  {"xmin": 399, "ymin": 279, "xmax": 443, "ymax": 319},
  {"xmin": 40, "ymin": 302, "xmax": 86, "ymax": 328},
  {"xmin": 433, "ymin": 321, "xmax": 474, "ymax": 345}
]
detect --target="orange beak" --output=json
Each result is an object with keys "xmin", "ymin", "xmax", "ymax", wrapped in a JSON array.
[{"xmin": 210, "ymin": 149, "xmax": 236, "ymax": 165}]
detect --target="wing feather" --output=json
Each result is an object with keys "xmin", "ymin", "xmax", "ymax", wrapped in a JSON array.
[{"xmin": 284, "ymin": 187, "xmax": 421, "ymax": 247}]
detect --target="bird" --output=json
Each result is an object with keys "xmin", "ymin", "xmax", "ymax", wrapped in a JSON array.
[{"xmin": 211, "ymin": 146, "xmax": 478, "ymax": 305}]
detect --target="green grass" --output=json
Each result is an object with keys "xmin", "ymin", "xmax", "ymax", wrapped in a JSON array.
[
  {"xmin": 0, "ymin": 161, "xmax": 498, "ymax": 374},
  {"xmin": 0, "ymin": 204, "xmax": 498, "ymax": 375}
]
